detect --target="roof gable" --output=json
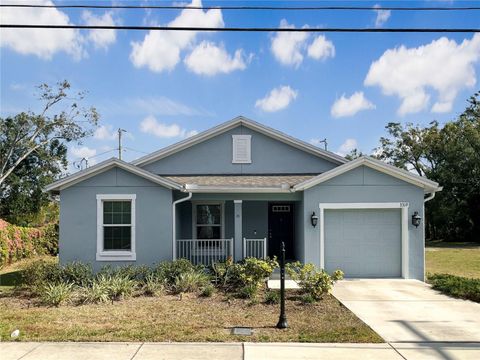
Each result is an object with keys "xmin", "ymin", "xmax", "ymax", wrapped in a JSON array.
[
  {"xmin": 132, "ymin": 116, "xmax": 347, "ymax": 167},
  {"xmin": 293, "ymin": 156, "xmax": 442, "ymax": 193},
  {"xmin": 45, "ymin": 158, "xmax": 182, "ymax": 193}
]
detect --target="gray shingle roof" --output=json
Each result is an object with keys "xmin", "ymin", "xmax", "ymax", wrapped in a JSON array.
[{"xmin": 165, "ymin": 174, "xmax": 318, "ymax": 188}]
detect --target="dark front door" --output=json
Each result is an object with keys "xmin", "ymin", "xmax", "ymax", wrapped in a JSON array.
[{"xmin": 268, "ymin": 203, "xmax": 295, "ymax": 259}]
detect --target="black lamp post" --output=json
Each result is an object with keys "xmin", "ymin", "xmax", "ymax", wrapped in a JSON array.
[
  {"xmin": 412, "ymin": 211, "xmax": 421, "ymax": 228},
  {"xmin": 276, "ymin": 242, "xmax": 288, "ymax": 329}
]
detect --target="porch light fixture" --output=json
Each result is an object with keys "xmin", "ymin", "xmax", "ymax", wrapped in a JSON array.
[
  {"xmin": 412, "ymin": 211, "xmax": 421, "ymax": 228},
  {"xmin": 311, "ymin": 212, "xmax": 319, "ymax": 227}
]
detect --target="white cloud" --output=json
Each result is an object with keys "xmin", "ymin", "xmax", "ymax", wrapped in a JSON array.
[
  {"xmin": 337, "ymin": 138, "xmax": 358, "ymax": 156},
  {"xmin": 270, "ymin": 19, "xmax": 309, "ymax": 67},
  {"xmin": 94, "ymin": 125, "xmax": 134, "ymax": 141},
  {"xmin": 184, "ymin": 41, "xmax": 249, "ymax": 76},
  {"xmin": 140, "ymin": 115, "xmax": 198, "ymax": 138},
  {"xmin": 94, "ymin": 125, "xmax": 117, "ymax": 140},
  {"xmin": 331, "ymin": 91, "xmax": 376, "ymax": 118},
  {"xmin": 82, "ymin": 11, "xmax": 117, "ymax": 50},
  {"xmin": 70, "ymin": 146, "xmax": 97, "ymax": 163},
  {"xmin": 0, "ymin": 0, "xmax": 84, "ymax": 60},
  {"xmin": 130, "ymin": 0, "xmax": 224, "ymax": 72},
  {"xmin": 374, "ymin": 4, "xmax": 391, "ymax": 27},
  {"xmin": 365, "ymin": 34, "xmax": 480, "ymax": 115},
  {"xmin": 307, "ymin": 35, "xmax": 335, "ymax": 60},
  {"xmin": 255, "ymin": 85, "xmax": 298, "ymax": 112}
]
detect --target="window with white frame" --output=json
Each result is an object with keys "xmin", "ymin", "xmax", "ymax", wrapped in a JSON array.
[
  {"xmin": 194, "ymin": 203, "xmax": 223, "ymax": 240},
  {"xmin": 96, "ymin": 194, "xmax": 136, "ymax": 261},
  {"xmin": 232, "ymin": 135, "xmax": 251, "ymax": 163}
]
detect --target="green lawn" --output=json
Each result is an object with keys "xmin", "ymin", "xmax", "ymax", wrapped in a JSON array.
[{"xmin": 426, "ymin": 242, "xmax": 480, "ymax": 278}]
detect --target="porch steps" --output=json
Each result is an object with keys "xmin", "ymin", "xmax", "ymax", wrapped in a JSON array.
[
  {"xmin": 267, "ymin": 268, "xmax": 299, "ymax": 289},
  {"xmin": 266, "ymin": 279, "xmax": 300, "ymax": 290}
]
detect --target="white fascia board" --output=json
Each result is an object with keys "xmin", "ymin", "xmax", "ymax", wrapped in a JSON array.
[
  {"xmin": 131, "ymin": 116, "xmax": 347, "ymax": 167},
  {"xmin": 294, "ymin": 156, "xmax": 441, "ymax": 192},
  {"xmin": 45, "ymin": 158, "xmax": 182, "ymax": 192}
]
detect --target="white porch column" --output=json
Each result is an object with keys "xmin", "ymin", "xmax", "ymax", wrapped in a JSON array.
[{"xmin": 234, "ymin": 200, "xmax": 243, "ymax": 261}]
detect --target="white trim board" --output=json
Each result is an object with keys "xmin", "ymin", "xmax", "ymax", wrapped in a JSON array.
[
  {"xmin": 295, "ymin": 156, "xmax": 441, "ymax": 193},
  {"xmin": 45, "ymin": 158, "xmax": 182, "ymax": 193},
  {"xmin": 131, "ymin": 116, "xmax": 346, "ymax": 167},
  {"xmin": 96, "ymin": 194, "xmax": 136, "ymax": 262},
  {"xmin": 319, "ymin": 202, "xmax": 409, "ymax": 279}
]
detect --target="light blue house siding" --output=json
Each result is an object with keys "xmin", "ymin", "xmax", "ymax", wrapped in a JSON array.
[
  {"xmin": 302, "ymin": 165, "xmax": 425, "ymax": 280},
  {"xmin": 50, "ymin": 117, "xmax": 438, "ymax": 281},
  {"xmin": 141, "ymin": 125, "xmax": 338, "ymax": 175},
  {"xmin": 59, "ymin": 168, "xmax": 173, "ymax": 270}
]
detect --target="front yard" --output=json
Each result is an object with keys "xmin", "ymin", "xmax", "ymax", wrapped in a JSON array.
[
  {"xmin": 426, "ymin": 241, "xmax": 480, "ymax": 302},
  {"xmin": 426, "ymin": 241, "xmax": 480, "ymax": 278},
  {"xmin": 0, "ymin": 291, "xmax": 380, "ymax": 343},
  {"xmin": 0, "ymin": 257, "xmax": 381, "ymax": 343}
]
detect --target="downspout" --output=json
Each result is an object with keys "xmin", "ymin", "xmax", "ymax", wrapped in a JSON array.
[
  {"xmin": 172, "ymin": 190, "xmax": 192, "ymax": 260},
  {"xmin": 424, "ymin": 192, "xmax": 436, "ymax": 203},
  {"xmin": 422, "ymin": 191, "xmax": 436, "ymax": 282}
]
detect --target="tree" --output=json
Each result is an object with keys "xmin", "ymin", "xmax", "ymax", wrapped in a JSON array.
[
  {"xmin": 0, "ymin": 81, "xmax": 98, "ymax": 225},
  {"xmin": 344, "ymin": 148, "xmax": 364, "ymax": 161},
  {"xmin": 0, "ymin": 80, "xmax": 98, "ymax": 187},
  {"xmin": 375, "ymin": 92, "xmax": 480, "ymax": 242}
]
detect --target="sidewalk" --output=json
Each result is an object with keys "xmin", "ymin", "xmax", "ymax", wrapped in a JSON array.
[{"xmin": 2, "ymin": 342, "xmax": 480, "ymax": 360}]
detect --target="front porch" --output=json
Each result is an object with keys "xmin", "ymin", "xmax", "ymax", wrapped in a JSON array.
[{"xmin": 173, "ymin": 194, "xmax": 304, "ymax": 266}]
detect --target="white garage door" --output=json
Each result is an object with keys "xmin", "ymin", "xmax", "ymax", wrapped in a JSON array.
[{"xmin": 324, "ymin": 209, "xmax": 402, "ymax": 278}]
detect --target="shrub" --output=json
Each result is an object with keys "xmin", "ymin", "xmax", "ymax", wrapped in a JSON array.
[
  {"xmin": 428, "ymin": 273, "xmax": 480, "ymax": 303},
  {"xmin": 79, "ymin": 281, "xmax": 110, "ymax": 304},
  {"xmin": 40, "ymin": 282, "xmax": 73, "ymax": 306},
  {"xmin": 22, "ymin": 258, "xmax": 62, "ymax": 290},
  {"xmin": 200, "ymin": 284, "xmax": 215, "ymax": 297},
  {"xmin": 301, "ymin": 293, "xmax": 316, "ymax": 304},
  {"xmin": 143, "ymin": 273, "xmax": 164, "ymax": 296},
  {"xmin": 213, "ymin": 257, "xmax": 278, "ymax": 293},
  {"xmin": 239, "ymin": 284, "xmax": 259, "ymax": 300},
  {"xmin": 0, "ymin": 220, "xmax": 58, "ymax": 267},
  {"xmin": 60, "ymin": 262, "xmax": 93, "ymax": 286},
  {"xmin": 22, "ymin": 260, "xmax": 95, "ymax": 290},
  {"xmin": 96, "ymin": 274, "xmax": 137, "ymax": 301},
  {"xmin": 264, "ymin": 290, "xmax": 280, "ymax": 304},
  {"xmin": 286, "ymin": 262, "xmax": 344, "ymax": 302},
  {"xmin": 99, "ymin": 265, "xmax": 152, "ymax": 283},
  {"xmin": 172, "ymin": 271, "xmax": 210, "ymax": 294},
  {"xmin": 155, "ymin": 259, "xmax": 202, "ymax": 286}
]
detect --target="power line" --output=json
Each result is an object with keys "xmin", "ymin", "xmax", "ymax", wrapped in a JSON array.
[
  {"xmin": 1, "ymin": 24, "xmax": 479, "ymax": 33},
  {"xmin": 71, "ymin": 148, "xmax": 117, "ymax": 163},
  {"xmin": 1, "ymin": 4, "xmax": 480, "ymax": 11},
  {"xmin": 124, "ymin": 147, "xmax": 149, "ymax": 155}
]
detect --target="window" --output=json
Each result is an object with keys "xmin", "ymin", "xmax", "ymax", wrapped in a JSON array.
[
  {"xmin": 96, "ymin": 194, "xmax": 136, "ymax": 261},
  {"xmin": 193, "ymin": 203, "xmax": 224, "ymax": 240},
  {"xmin": 232, "ymin": 135, "xmax": 251, "ymax": 163}
]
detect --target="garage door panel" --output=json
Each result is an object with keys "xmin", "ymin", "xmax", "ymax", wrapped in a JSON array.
[{"xmin": 325, "ymin": 209, "xmax": 401, "ymax": 278}]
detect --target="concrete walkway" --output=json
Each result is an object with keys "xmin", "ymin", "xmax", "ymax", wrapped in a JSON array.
[{"xmin": 2, "ymin": 341, "xmax": 480, "ymax": 360}]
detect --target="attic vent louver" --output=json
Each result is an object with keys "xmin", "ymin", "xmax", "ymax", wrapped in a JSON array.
[{"xmin": 232, "ymin": 135, "xmax": 251, "ymax": 164}]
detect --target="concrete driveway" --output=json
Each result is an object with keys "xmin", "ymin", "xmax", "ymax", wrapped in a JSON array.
[{"xmin": 333, "ymin": 279, "xmax": 480, "ymax": 359}]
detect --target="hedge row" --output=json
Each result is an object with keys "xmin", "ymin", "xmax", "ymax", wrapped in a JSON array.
[{"xmin": 0, "ymin": 219, "xmax": 58, "ymax": 267}]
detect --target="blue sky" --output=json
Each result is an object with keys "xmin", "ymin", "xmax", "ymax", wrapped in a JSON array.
[{"xmin": 1, "ymin": 0, "xmax": 480, "ymax": 171}]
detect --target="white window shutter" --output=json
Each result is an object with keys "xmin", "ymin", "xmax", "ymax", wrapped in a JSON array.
[{"xmin": 232, "ymin": 135, "xmax": 251, "ymax": 163}]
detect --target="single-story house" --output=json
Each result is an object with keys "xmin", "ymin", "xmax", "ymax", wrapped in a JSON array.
[{"xmin": 46, "ymin": 116, "xmax": 441, "ymax": 280}]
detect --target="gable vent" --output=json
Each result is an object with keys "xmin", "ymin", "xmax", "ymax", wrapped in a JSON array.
[{"xmin": 232, "ymin": 135, "xmax": 252, "ymax": 164}]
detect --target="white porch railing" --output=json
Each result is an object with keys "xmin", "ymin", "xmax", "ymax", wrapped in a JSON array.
[
  {"xmin": 243, "ymin": 238, "xmax": 267, "ymax": 259},
  {"xmin": 176, "ymin": 238, "xmax": 233, "ymax": 266}
]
